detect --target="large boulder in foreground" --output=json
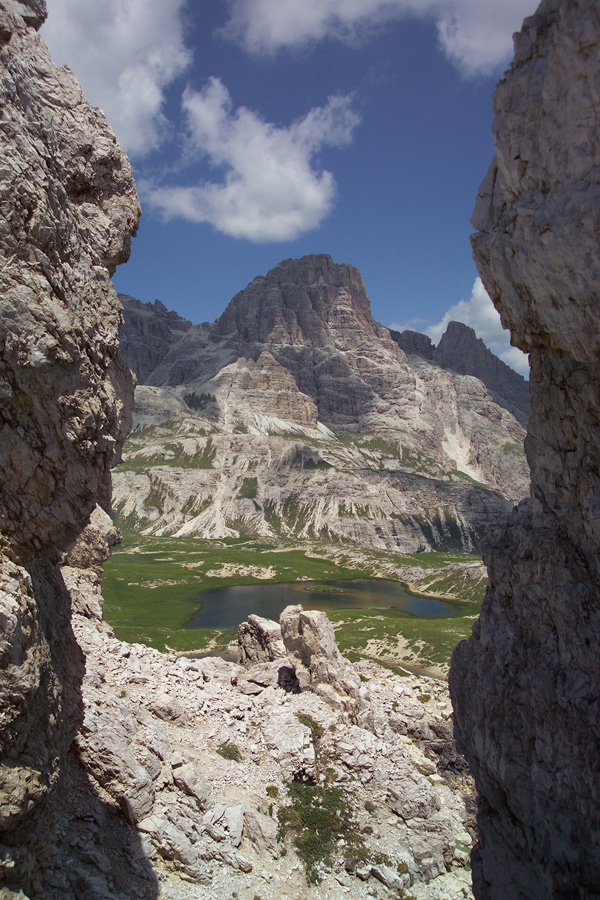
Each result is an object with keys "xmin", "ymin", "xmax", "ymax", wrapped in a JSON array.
[{"xmin": 450, "ymin": 2, "xmax": 600, "ymax": 898}]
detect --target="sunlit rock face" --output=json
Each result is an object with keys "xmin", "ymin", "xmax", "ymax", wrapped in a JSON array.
[
  {"xmin": 116, "ymin": 254, "xmax": 530, "ymax": 552},
  {"xmin": 0, "ymin": 0, "xmax": 139, "ymax": 891},
  {"xmin": 450, "ymin": 1, "xmax": 600, "ymax": 897}
]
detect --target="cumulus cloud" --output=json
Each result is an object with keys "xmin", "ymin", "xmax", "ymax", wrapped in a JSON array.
[
  {"xmin": 425, "ymin": 278, "xmax": 529, "ymax": 374},
  {"xmin": 42, "ymin": 0, "xmax": 191, "ymax": 156},
  {"xmin": 144, "ymin": 80, "xmax": 361, "ymax": 242},
  {"xmin": 223, "ymin": 0, "xmax": 534, "ymax": 77}
]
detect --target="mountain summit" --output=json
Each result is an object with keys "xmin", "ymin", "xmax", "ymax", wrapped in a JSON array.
[{"xmin": 115, "ymin": 256, "xmax": 527, "ymax": 551}]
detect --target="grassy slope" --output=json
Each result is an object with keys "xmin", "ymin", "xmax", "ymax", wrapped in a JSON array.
[
  {"xmin": 103, "ymin": 537, "xmax": 367, "ymax": 651},
  {"xmin": 102, "ymin": 536, "xmax": 485, "ymax": 672}
]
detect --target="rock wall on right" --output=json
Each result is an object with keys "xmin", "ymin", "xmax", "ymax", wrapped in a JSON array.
[{"xmin": 449, "ymin": 2, "xmax": 600, "ymax": 899}]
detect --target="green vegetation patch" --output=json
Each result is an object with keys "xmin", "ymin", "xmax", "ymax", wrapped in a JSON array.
[
  {"xmin": 216, "ymin": 740, "xmax": 242, "ymax": 762},
  {"xmin": 328, "ymin": 601, "xmax": 481, "ymax": 674},
  {"xmin": 101, "ymin": 535, "xmax": 484, "ymax": 666},
  {"xmin": 116, "ymin": 438, "xmax": 217, "ymax": 472},
  {"xmin": 237, "ymin": 476, "xmax": 258, "ymax": 500},
  {"xmin": 102, "ymin": 537, "xmax": 367, "ymax": 652},
  {"xmin": 277, "ymin": 781, "xmax": 362, "ymax": 883}
]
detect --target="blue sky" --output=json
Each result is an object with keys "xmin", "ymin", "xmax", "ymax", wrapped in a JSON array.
[{"xmin": 42, "ymin": 0, "xmax": 536, "ymax": 373}]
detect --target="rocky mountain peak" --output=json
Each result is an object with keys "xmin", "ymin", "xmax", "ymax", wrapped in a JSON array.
[
  {"xmin": 266, "ymin": 253, "xmax": 366, "ymax": 294},
  {"xmin": 433, "ymin": 321, "xmax": 530, "ymax": 426},
  {"xmin": 213, "ymin": 252, "xmax": 379, "ymax": 349}
]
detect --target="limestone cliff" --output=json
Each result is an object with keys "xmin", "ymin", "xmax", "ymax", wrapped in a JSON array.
[
  {"xmin": 0, "ymin": 0, "xmax": 140, "ymax": 893},
  {"xmin": 432, "ymin": 322, "xmax": 529, "ymax": 428},
  {"xmin": 450, "ymin": 2, "xmax": 600, "ymax": 897},
  {"xmin": 114, "ymin": 256, "xmax": 529, "ymax": 550},
  {"xmin": 118, "ymin": 293, "xmax": 192, "ymax": 383}
]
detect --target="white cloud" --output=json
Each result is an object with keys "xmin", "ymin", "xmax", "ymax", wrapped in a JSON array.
[
  {"xmin": 42, "ymin": 0, "xmax": 191, "ymax": 156},
  {"xmin": 144, "ymin": 80, "xmax": 361, "ymax": 242},
  {"xmin": 388, "ymin": 316, "xmax": 427, "ymax": 332},
  {"xmin": 223, "ymin": 0, "xmax": 535, "ymax": 77},
  {"xmin": 426, "ymin": 277, "xmax": 530, "ymax": 374}
]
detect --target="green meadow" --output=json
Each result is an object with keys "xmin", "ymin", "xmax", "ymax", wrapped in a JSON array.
[{"xmin": 102, "ymin": 536, "xmax": 485, "ymax": 673}]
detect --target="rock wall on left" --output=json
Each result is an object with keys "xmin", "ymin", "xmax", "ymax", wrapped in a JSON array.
[{"xmin": 0, "ymin": 0, "xmax": 140, "ymax": 893}]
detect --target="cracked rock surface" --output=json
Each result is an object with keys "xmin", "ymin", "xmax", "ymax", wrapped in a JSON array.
[
  {"xmin": 59, "ymin": 597, "xmax": 476, "ymax": 900},
  {"xmin": 450, "ymin": 2, "xmax": 600, "ymax": 898},
  {"xmin": 0, "ymin": 0, "xmax": 139, "ymax": 893}
]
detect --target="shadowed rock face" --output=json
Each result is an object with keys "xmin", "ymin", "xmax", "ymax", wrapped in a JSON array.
[
  {"xmin": 450, "ymin": 2, "xmax": 600, "ymax": 897},
  {"xmin": 118, "ymin": 294, "xmax": 193, "ymax": 383},
  {"xmin": 0, "ymin": 0, "xmax": 140, "ymax": 892},
  {"xmin": 433, "ymin": 322, "xmax": 530, "ymax": 428}
]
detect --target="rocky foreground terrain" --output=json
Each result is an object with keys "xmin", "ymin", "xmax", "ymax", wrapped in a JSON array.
[
  {"xmin": 47, "ymin": 514, "xmax": 476, "ymax": 900},
  {"xmin": 114, "ymin": 257, "xmax": 528, "ymax": 553}
]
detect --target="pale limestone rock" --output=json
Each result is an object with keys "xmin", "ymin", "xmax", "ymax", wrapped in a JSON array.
[
  {"xmin": 172, "ymin": 762, "xmax": 211, "ymax": 811},
  {"xmin": 244, "ymin": 810, "xmax": 279, "ymax": 859},
  {"xmin": 149, "ymin": 693, "xmax": 188, "ymax": 723},
  {"xmin": 117, "ymin": 253, "xmax": 529, "ymax": 553},
  {"xmin": 61, "ymin": 505, "xmax": 121, "ymax": 620},
  {"xmin": 0, "ymin": 1, "xmax": 139, "ymax": 888},
  {"xmin": 280, "ymin": 604, "xmax": 362, "ymax": 712},
  {"xmin": 450, "ymin": 2, "xmax": 600, "ymax": 898},
  {"xmin": 371, "ymin": 863, "xmax": 411, "ymax": 891},
  {"xmin": 237, "ymin": 614, "xmax": 286, "ymax": 665}
]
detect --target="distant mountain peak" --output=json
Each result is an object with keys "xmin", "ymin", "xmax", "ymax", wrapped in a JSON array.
[{"xmin": 433, "ymin": 320, "xmax": 529, "ymax": 426}]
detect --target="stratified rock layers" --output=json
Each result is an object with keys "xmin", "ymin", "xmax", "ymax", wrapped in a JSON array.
[
  {"xmin": 450, "ymin": 2, "xmax": 600, "ymax": 898},
  {"xmin": 0, "ymin": 0, "xmax": 140, "ymax": 893}
]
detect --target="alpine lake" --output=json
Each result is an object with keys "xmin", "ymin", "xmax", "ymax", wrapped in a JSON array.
[
  {"xmin": 102, "ymin": 538, "xmax": 485, "ymax": 677},
  {"xmin": 187, "ymin": 578, "xmax": 455, "ymax": 630}
]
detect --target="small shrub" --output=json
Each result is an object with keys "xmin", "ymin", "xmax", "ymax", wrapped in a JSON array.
[
  {"xmin": 277, "ymin": 780, "xmax": 362, "ymax": 884},
  {"xmin": 296, "ymin": 712, "xmax": 324, "ymax": 739},
  {"xmin": 237, "ymin": 476, "xmax": 258, "ymax": 500},
  {"xmin": 371, "ymin": 850, "xmax": 393, "ymax": 867},
  {"xmin": 266, "ymin": 785, "xmax": 279, "ymax": 799},
  {"xmin": 418, "ymin": 693, "xmax": 431, "ymax": 704},
  {"xmin": 364, "ymin": 800, "xmax": 376, "ymax": 814},
  {"xmin": 216, "ymin": 741, "xmax": 242, "ymax": 762}
]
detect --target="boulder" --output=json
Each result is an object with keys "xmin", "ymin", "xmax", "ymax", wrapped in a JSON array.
[
  {"xmin": 237, "ymin": 614, "xmax": 286, "ymax": 665},
  {"xmin": 279, "ymin": 605, "xmax": 362, "ymax": 713}
]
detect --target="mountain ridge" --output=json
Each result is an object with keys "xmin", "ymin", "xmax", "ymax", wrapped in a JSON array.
[
  {"xmin": 114, "ymin": 255, "xmax": 528, "ymax": 551},
  {"xmin": 122, "ymin": 254, "xmax": 529, "ymax": 428}
]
